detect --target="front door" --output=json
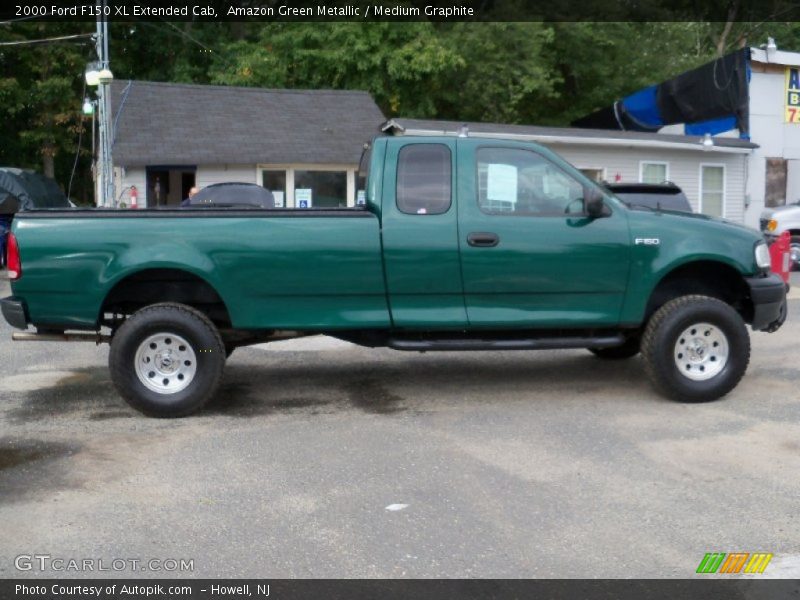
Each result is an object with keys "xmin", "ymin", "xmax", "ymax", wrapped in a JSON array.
[
  {"xmin": 457, "ymin": 140, "xmax": 631, "ymax": 328},
  {"xmin": 380, "ymin": 139, "xmax": 468, "ymax": 328}
]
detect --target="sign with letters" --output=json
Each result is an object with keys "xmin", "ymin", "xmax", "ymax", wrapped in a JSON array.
[{"xmin": 786, "ymin": 67, "xmax": 800, "ymax": 123}]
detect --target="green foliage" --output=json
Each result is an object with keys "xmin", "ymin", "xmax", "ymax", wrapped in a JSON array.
[
  {"xmin": 0, "ymin": 23, "xmax": 96, "ymax": 202},
  {"xmin": 1, "ymin": 20, "xmax": 797, "ymax": 204},
  {"xmin": 208, "ymin": 23, "xmax": 464, "ymax": 116}
]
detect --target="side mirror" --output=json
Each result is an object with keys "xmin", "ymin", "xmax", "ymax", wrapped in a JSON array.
[{"xmin": 584, "ymin": 187, "xmax": 605, "ymax": 218}]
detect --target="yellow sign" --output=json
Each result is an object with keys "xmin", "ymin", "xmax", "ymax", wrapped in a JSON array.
[{"xmin": 786, "ymin": 67, "xmax": 800, "ymax": 123}]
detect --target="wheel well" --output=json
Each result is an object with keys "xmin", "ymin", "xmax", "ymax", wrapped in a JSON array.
[
  {"xmin": 645, "ymin": 261, "xmax": 751, "ymax": 322},
  {"xmin": 101, "ymin": 269, "xmax": 231, "ymax": 327}
]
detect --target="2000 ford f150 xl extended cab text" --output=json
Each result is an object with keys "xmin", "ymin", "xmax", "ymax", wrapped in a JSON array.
[{"xmin": 1, "ymin": 135, "xmax": 788, "ymax": 417}]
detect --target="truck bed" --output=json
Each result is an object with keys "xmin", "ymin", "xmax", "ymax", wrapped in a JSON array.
[{"xmin": 11, "ymin": 208, "xmax": 390, "ymax": 330}]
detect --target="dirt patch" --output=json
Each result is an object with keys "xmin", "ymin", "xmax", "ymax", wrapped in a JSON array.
[
  {"xmin": 205, "ymin": 380, "xmax": 335, "ymax": 417},
  {"xmin": 9, "ymin": 367, "xmax": 121, "ymax": 424},
  {"xmin": 344, "ymin": 379, "xmax": 406, "ymax": 414},
  {"xmin": 0, "ymin": 438, "xmax": 81, "ymax": 504}
]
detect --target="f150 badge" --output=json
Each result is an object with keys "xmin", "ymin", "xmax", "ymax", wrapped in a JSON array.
[{"xmin": 635, "ymin": 238, "xmax": 660, "ymax": 245}]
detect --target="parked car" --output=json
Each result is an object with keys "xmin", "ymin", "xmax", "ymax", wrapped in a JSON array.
[
  {"xmin": 1, "ymin": 135, "xmax": 786, "ymax": 417},
  {"xmin": 0, "ymin": 168, "xmax": 72, "ymax": 270},
  {"xmin": 760, "ymin": 201, "xmax": 800, "ymax": 271},
  {"xmin": 604, "ymin": 182, "xmax": 693, "ymax": 213},
  {"xmin": 182, "ymin": 182, "xmax": 276, "ymax": 209},
  {"xmin": 0, "ymin": 215, "xmax": 9, "ymax": 269}
]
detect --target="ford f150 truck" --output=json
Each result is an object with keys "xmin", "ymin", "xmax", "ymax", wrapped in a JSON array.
[{"xmin": 1, "ymin": 135, "xmax": 788, "ymax": 417}]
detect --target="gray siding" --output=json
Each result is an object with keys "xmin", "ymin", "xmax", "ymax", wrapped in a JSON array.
[{"xmin": 545, "ymin": 144, "xmax": 748, "ymax": 223}]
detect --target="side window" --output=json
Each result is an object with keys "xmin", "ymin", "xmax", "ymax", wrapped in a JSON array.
[
  {"xmin": 397, "ymin": 144, "xmax": 452, "ymax": 215},
  {"xmin": 640, "ymin": 161, "xmax": 669, "ymax": 184},
  {"xmin": 477, "ymin": 148, "xmax": 586, "ymax": 216}
]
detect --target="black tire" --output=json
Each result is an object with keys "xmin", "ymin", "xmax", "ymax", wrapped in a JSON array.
[
  {"xmin": 109, "ymin": 303, "xmax": 225, "ymax": 417},
  {"xmin": 589, "ymin": 336, "xmax": 640, "ymax": 359},
  {"xmin": 641, "ymin": 295, "xmax": 750, "ymax": 403}
]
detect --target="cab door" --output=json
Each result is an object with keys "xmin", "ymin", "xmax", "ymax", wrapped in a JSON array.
[
  {"xmin": 457, "ymin": 140, "xmax": 631, "ymax": 327},
  {"xmin": 381, "ymin": 139, "xmax": 468, "ymax": 328}
]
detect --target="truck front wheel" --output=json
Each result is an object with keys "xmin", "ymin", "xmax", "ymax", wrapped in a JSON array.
[
  {"xmin": 109, "ymin": 303, "xmax": 225, "ymax": 417},
  {"xmin": 641, "ymin": 295, "xmax": 750, "ymax": 402}
]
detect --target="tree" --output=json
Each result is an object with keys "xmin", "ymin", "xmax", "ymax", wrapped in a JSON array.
[
  {"xmin": 208, "ymin": 23, "xmax": 464, "ymax": 117},
  {"xmin": 0, "ymin": 23, "xmax": 91, "ymax": 180}
]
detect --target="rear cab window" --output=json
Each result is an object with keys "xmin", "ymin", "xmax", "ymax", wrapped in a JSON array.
[{"xmin": 396, "ymin": 144, "xmax": 452, "ymax": 215}]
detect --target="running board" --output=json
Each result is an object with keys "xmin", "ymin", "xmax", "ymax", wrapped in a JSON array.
[{"xmin": 388, "ymin": 334, "xmax": 625, "ymax": 352}]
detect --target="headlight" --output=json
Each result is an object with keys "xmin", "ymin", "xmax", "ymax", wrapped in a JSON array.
[
  {"xmin": 767, "ymin": 219, "xmax": 778, "ymax": 232},
  {"xmin": 755, "ymin": 241, "xmax": 771, "ymax": 269}
]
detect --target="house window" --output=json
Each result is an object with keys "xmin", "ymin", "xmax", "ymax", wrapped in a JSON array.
[
  {"xmin": 700, "ymin": 165, "xmax": 725, "ymax": 217},
  {"xmin": 579, "ymin": 168, "xmax": 605, "ymax": 182},
  {"xmin": 294, "ymin": 170, "xmax": 347, "ymax": 208},
  {"xmin": 640, "ymin": 161, "xmax": 669, "ymax": 184},
  {"xmin": 258, "ymin": 166, "xmax": 354, "ymax": 208},
  {"xmin": 261, "ymin": 170, "xmax": 286, "ymax": 208}
]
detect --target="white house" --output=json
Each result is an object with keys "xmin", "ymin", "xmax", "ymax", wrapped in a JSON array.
[{"xmin": 110, "ymin": 80, "xmax": 385, "ymax": 208}]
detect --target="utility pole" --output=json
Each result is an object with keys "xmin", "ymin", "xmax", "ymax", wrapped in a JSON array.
[{"xmin": 93, "ymin": 0, "xmax": 115, "ymax": 207}]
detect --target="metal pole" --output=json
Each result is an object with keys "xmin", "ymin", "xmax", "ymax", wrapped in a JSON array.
[
  {"xmin": 102, "ymin": 9, "xmax": 115, "ymax": 207},
  {"xmin": 94, "ymin": 15, "xmax": 103, "ymax": 206},
  {"xmin": 94, "ymin": 0, "xmax": 115, "ymax": 208}
]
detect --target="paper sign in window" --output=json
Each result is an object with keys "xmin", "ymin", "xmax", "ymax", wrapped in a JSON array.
[
  {"xmin": 295, "ymin": 188, "xmax": 313, "ymax": 208},
  {"xmin": 487, "ymin": 164, "xmax": 518, "ymax": 203}
]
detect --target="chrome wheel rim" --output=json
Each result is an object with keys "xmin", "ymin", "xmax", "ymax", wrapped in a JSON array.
[
  {"xmin": 673, "ymin": 322, "xmax": 729, "ymax": 382},
  {"xmin": 134, "ymin": 333, "xmax": 197, "ymax": 395}
]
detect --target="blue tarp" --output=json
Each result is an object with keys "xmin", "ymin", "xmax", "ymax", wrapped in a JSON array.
[{"xmin": 573, "ymin": 48, "xmax": 750, "ymax": 138}]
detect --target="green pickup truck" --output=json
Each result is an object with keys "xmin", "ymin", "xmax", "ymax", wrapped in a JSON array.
[{"xmin": 1, "ymin": 135, "xmax": 788, "ymax": 417}]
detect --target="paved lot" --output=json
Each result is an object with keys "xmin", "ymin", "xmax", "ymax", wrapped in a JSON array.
[{"xmin": 1, "ymin": 273, "xmax": 799, "ymax": 578}]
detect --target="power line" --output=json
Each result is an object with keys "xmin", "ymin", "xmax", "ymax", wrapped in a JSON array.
[
  {"xmin": 0, "ymin": 32, "xmax": 94, "ymax": 46},
  {"xmin": 155, "ymin": 19, "xmax": 235, "ymax": 68},
  {"xmin": 0, "ymin": 14, "xmax": 40, "ymax": 25}
]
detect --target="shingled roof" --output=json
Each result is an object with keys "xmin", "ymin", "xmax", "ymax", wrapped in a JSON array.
[
  {"xmin": 111, "ymin": 80, "xmax": 385, "ymax": 167},
  {"xmin": 382, "ymin": 118, "xmax": 758, "ymax": 153}
]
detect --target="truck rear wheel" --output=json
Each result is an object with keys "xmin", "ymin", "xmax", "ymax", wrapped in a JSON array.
[
  {"xmin": 109, "ymin": 303, "xmax": 225, "ymax": 417},
  {"xmin": 641, "ymin": 295, "xmax": 750, "ymax": 402}
]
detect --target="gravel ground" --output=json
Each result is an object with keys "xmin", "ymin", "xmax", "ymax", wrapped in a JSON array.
[{"xmin": 1, "ymin": 273, "xmax": 799, "ymax": 578}]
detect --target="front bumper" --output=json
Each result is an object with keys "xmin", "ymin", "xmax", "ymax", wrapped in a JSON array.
[
  {"xmin": 745, "ymin": 274, "xmax": 787, "ymax": 332},
  {"xmin": 0, "ymin": 296, "xmax": 28, "ymax": 330}
]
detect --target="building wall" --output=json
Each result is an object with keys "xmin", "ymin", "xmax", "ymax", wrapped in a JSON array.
[
  {"xmin": 118, "ymin": 164, "xmax": 359, "ymax": 207},
  {"xmin": 544, "ymin": 143, "xmax": 749, "ymax": 223},
  {"xmin": 118, "ymin": 164, "xmax": 256, "ymax": 207},
  {"xmin": 745, "ymin": 63, "xmax": 800, "ymax": 228},
  {"xmin": 120, "ymin": 151, "xmax": 746, "ymax": 220},
  {"xmin": 196, "ymin": 165, "xmax": 257, "ymax": 189}
]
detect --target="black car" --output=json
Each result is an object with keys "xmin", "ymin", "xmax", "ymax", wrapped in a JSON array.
[
  {"xmin": 604, "ymin": 182, "xmax": 693, "ymax": 213},
  {"xmin": 182, "ymin": 182, "xmax": 276, "ymax": 209}
]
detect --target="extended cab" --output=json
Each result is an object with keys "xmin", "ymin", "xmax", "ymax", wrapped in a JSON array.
[{"xmin": 1, "ymin": 135, "xmax": 788, "ymax": 417}]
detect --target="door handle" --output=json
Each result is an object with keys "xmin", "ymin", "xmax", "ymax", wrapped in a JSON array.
[{"xmin": 467, "ymin": 232, "xmax": 500, "ymax": 247}]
